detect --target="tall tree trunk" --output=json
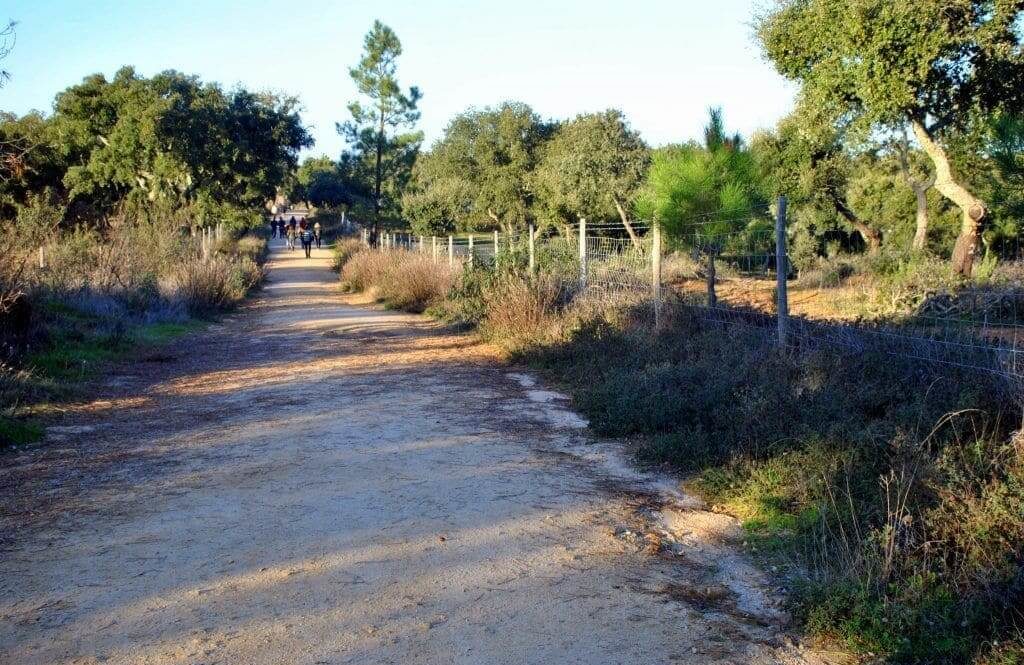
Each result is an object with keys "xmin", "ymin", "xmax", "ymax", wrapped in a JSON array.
[
  {"xmin": 373, "ymin": 109, "xmax": 384, "ymax": 245},
  {"xmin": 911, "ymin": 187, "xmax": 931, "ymax": 251},
  {"xmin": 910, "ymin": 121, "xmax": 986, "ymax": 276},
  {"xmin": 832, "ymin": 195, "xmax": 882, "ymax": 253},
  {"xmin": 612, "ymin": 197, "xmax": 641, "ymax": 249},
  {"xmin": 896, "ymin": 133, "xmax": 936, "ymax": 252}
]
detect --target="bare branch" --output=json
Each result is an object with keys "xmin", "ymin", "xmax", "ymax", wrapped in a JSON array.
[{"xmin": 0, "ymin": 21, "xmax": 16, "ymax": 88}]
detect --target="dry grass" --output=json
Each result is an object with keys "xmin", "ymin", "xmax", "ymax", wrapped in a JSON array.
[
  {"xmin": 480, "ymin": 272, "xmax": 569, "ymax": 347},
  {"xmin": 340, "ymin": 249, "xmax": 455, "ymax": 312},
  {"xmin": 332, "ymin": 238, "xmax": 365, "ymax": 272},
  {"xmin": 340, "ymin": 250, "xmax": 393, "ymax": 293},
  {"xmin": 378, "ymin": 253, "xmax": 455, "ymax": 313},
  {"xmin": 162, "ymin": 256, "xmax": 263, "ymax": 314}
]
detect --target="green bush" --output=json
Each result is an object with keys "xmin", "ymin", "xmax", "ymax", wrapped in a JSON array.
[{"xmin": 509, "ymin": 298, "xmax": 1019, "ymax": 664}]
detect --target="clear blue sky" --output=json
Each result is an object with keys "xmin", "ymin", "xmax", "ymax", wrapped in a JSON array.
[{"xmin": 1, "ymin": 0, "xmax": 795, "ymax": 157}]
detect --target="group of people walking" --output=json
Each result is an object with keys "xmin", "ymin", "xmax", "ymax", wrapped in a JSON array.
[{"xmin": 271, "ymin": 216, "xmax": 322, "ymax": 258}]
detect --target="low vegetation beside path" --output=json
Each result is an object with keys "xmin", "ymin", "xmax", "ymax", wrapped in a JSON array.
[
  {"xmin": 0, "ymin": 200, "xmax": 270, "ymax": 448},
  {"xmin": 334, "ymin": 239, "xmax": 1024, "ymax": 664}
]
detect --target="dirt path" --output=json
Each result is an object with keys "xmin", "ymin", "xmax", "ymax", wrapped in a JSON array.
[{"xmin": 0, "ymin": 243, "xmax": 838, "ymax": 664}]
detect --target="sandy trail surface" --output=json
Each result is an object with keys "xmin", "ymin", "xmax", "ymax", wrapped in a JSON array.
[{"xmin": 0, "ymin": 243, "xmax": 838, "ymax": 664}]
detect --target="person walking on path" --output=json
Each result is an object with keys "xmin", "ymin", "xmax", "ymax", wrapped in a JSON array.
[
  {"xmin": 313, "ymin": 221, "xmax": 322, "ymax": 249},
  {"xmin": 286, "ymin": 221, "xmax": 297, "ymax": 250},
  {"xmin": 300, "ymin": 225, "xmax": 314, "ymax": 258}
]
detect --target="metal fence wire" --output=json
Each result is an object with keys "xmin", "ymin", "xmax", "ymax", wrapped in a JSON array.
[{"xmin": 372, "ymin": 202, "xmax": 1024, "ymax": 383}]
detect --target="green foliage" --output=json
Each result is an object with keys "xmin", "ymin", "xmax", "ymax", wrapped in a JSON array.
[
  {"xmin": 758, "ymin": 1, "xmax": 1024, "ymax": 136},
  {"xmin": 515, "ymin": 297, "xmax": 1021, "ymax": 663},
  {"xmin": 403, "ymin": 102, "xmax": 552, "ymax": 235},
  {"xmin": 534, "ymin": 109, "xmax": 649, "ymax": 229},
  {"xmin": 53, "ymin": 67, "xmax": 310, "ymax": 224},
  {"xmin": 637, "ymin": 108, "xmax": 763, "ymax": 241},
  {"xmin": 0, "ymin": 415, "xmax": 42, "ymax": 447},
  {"xmin": 1, "ymin": 67, "xmax": 310, "ymax": 229},
  {"xmin": 291, "ymin": 156, "xmax": 353, "ymax": 210},
  {"xmin": 338, "ymin": 21, "xmax": 422, "ymax": 231},
  {"xmin": 985, "ymin": 114, "xmax": 1024, "ymax": 255},
  {"xmin": 758, "ymin": 0, "xmax": 1024, "ymax": 272},
  {"xmin": 0, "ymin": 111, "xmax": 66, "ymax": 216}
]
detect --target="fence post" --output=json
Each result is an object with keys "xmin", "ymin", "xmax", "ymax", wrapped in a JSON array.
[
  {"xmin": 493, "ymin": 230, "xmax": 500, "ymax": 260},
  {"xmin": 528, "ymin": 224, "xmax": 536, "ymax": 274},
  {"xmin": 468, "ymin": 234, "xmax": 474, "ymax": 267},
  {"xmin": 707, "ymin": 251, "xmax": 717, "ymax": 308},
  {"xmin": 448, "ymin": 235, "xmax": 454, "ymax": 267},
  {"xmin": 775, "ymin": 195, "xmax": 789, "ymax": 346},
  {"xmin": 432, "ymin": 236, "xmax": 438, "ymax": 262},
  {"xmin": 38, "ymin": 247, "xmax": 45, "ymax": 270},
  {"xmin": 652, "ymin": 223, "xmax": 662, "ymax": 325},
  {"xmin": 420, "ymin": 235, "xmax": 425, "ymax": 253},
  {"xmin": 342, "ymin": 210, "xmax": 347, "ymax": 232},
  {"xmin": 578, "ymin": 218, "xmax": 588, "ymax": 288}
]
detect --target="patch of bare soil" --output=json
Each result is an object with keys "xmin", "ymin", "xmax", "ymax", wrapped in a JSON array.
[
  {"xmin": 0, "ymin": 243, "xmax": 845, "ymax": 664},
  {"xmin": 669, "ymin": 275, "xmax": 868, "ymax": 321}
]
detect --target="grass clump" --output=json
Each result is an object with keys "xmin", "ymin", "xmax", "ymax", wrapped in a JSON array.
[
  {"xmin": 340, "ymin": 248, "xmax": 455, "ymax": 313},
  {"xmin": 332, "ymin": 238, "xmax": 365, "ymax": 272}
]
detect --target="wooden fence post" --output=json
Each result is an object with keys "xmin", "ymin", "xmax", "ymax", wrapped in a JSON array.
[
  {"xmin": 420, "ymin": 235, "xmax": 425, "ymax": 253},
  {"xmin": 468, "ymin": 234, "xmax": 474, "ymax": 267},
  {"xmin": 652, "ymin": 223, "xmax": 662, "ymax": 325},
  {"xmin": 432, "ymin": 236, "xmax": 437, "ymax": 262},
  {"xmin": 578, "ymin": 218, "xmax": 588, "ymax": 288},
  {"xmin": 493, "ymin": 230, "xmax": 500, "ymax": 260},
  {"xmin": 775, "ymin": 195, "xmax": 789, "ymax": 346},
  {"xmin": 448, "ymin": 235, "xmax": 454, "ymax": 267},
  {"xmin": 528, "ymin": 224, "xmax": 536, "ymax": 274},
  {"xmin": 707, "ymin": 250, "xmax": 717, "ymax": 308}
]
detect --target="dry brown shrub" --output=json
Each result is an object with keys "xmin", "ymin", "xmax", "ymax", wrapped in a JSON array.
[
  {"xmin": 480, "ymin": 272, "xmax": 568, "ymax": 346},
  {"xmin": 377, "ymin": 253, "xmax": 455, "ymax": 312}
]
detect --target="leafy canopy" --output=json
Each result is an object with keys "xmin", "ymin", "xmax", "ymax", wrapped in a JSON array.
[
  {"xmin": 758, "ymin": 0, "xmax": 1024, "ymax": 135},
  {"xmin": 403, "ymin": 102, "xmax": 552, "ymax": 235},
  {"xmin": 534, "ymin": 109, "xmax": 649, "ymax": 227},
  {"xmin": 50, "ymin": 66, "xmax": 311, "ymax": 225},
  {"xmin": 292, "ymin": 156, "xmax": 352, "ymax": 210},
  {"xmin": 637, "ymin": 109, "xmax": 763, "ymax": 241}
]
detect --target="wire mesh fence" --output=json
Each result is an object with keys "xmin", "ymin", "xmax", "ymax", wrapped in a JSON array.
[{"xmin": 371, "ymin": 202, "xmax": 1024, "ymax": 384}]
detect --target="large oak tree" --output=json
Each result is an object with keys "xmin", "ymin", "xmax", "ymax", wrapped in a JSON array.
[
  {"xmin": 534, "ymin": 110, "xmax": 649, "ymax": 246},
  {"xmin": 758, "ymin": 0, "xmax": 1024, "ymax": 275}
]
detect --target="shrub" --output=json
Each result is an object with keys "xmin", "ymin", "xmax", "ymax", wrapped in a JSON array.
[
  {"xmin": 479, "ymin": 272, "xmax": 569, "ymax": 346},
  {"xmin": 340, "ymin": 250, "xmax": 392, "ymax": 293},
  {"xmin": 376, "ymin": 253, "xmax": 455, "ymax": 312},
  {"xmin": 162, "ymin": 256, "xmax": 261, "ymax": 314},
  {"xmin": 332, "ymin": 238, "xmax": 365, "ymax": 272},
  {"xmin": 340, "ymin": 248, "xmax": 455, "ymax": 312},
  {"xmin": 507, "ymin": 296, "xmax": 1021, "ymax": 663}
]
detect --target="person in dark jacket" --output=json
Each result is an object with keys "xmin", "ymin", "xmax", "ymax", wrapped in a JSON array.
[{"xmin": 300, "ymin": 225, "xmax": 315, "ymax": 258}]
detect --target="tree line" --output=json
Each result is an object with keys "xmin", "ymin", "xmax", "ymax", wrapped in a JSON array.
[
  {"xmin": 0, "ymin": 63, "xmax": 311, "ymax": 230},
  {"xmin": 308, "ymin": 4, "xmax": 1024, "ymax": 277}
]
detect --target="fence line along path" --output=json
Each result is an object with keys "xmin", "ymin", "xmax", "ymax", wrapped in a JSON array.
[{"xmin": 372, "ymin": 197, "xmax": 1024, "ymax": 383}]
